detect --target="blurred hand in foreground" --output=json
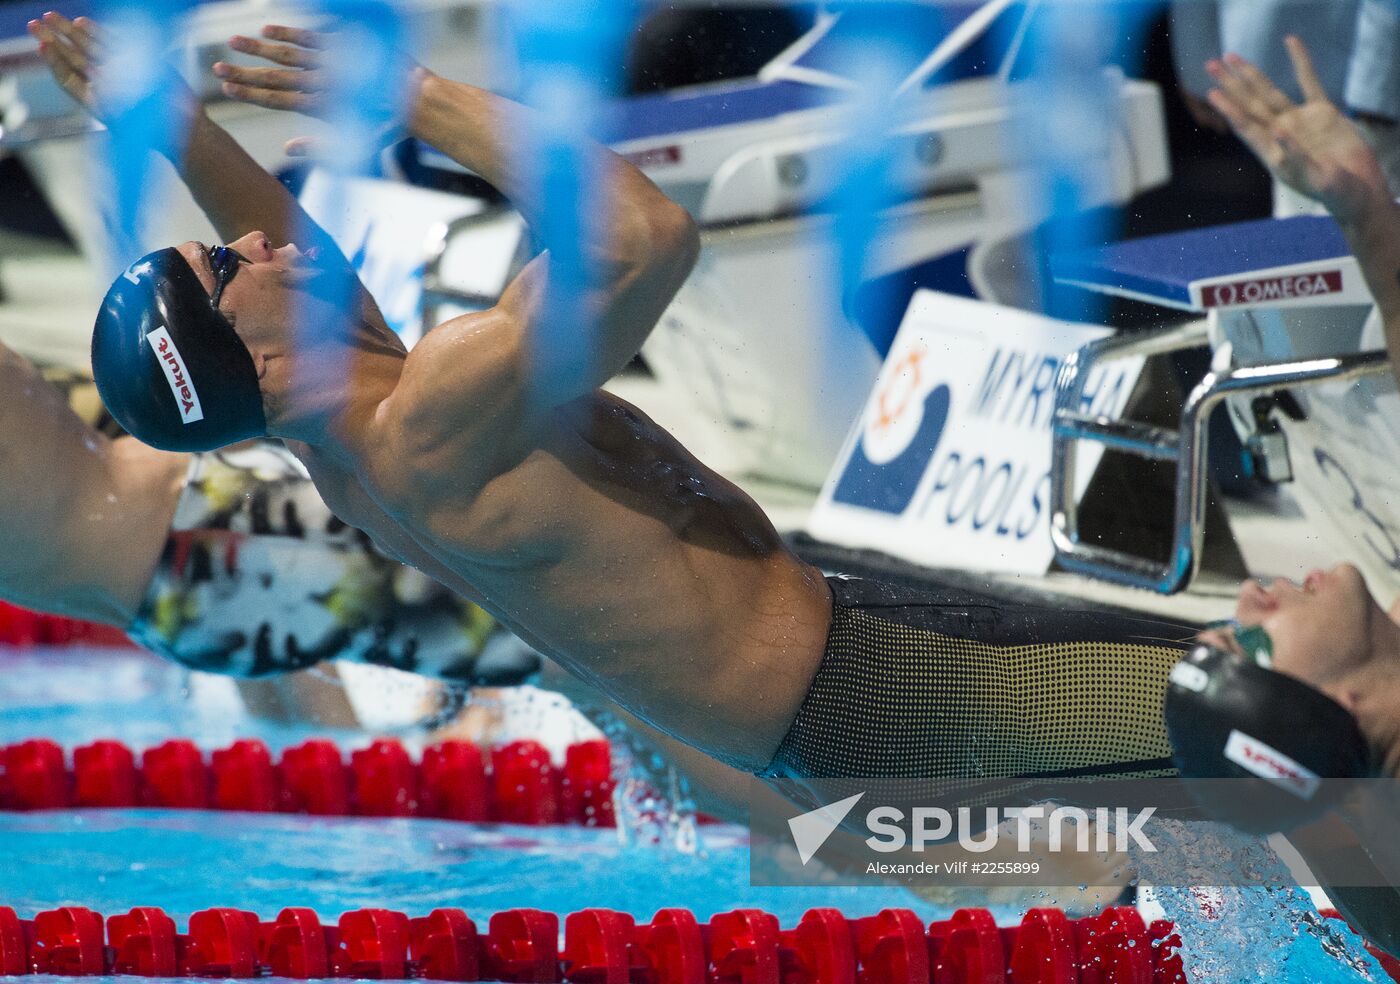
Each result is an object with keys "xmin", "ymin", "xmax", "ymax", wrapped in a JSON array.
[
  {"xmin": 213, "ymin": 24, "xmax": 426, "ymax": 157},
  {"xmin": 27, "ymin": 11, "xmax": 199, "ymax": 129}
]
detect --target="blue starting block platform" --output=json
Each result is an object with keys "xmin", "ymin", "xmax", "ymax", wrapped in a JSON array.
[{"xmin": 1052, "ymin": 215, "xmax": 1369, "ymax": 312}]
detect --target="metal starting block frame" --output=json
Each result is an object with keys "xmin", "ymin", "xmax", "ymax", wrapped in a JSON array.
[{"xmin": 1049, "ymin": 216, "xmax": 1392, "ymax": 594}]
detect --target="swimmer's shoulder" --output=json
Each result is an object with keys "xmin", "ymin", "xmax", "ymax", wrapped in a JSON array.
[{"xmin": 369, "ymin": 308, "xmax": 542, "ymax": 491}]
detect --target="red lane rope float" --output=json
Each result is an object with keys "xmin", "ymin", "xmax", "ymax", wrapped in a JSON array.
[
  {"xmin": 0, "ymin": 737, "xmax": 615, "ymax": 828},
  {"xmin": 0, "ymin": 904, "xmax": 1188, "ymax": 983}
]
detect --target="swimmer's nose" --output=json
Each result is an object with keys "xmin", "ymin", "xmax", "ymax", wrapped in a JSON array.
[{"xmin": 229, "ymin": 231, "xmax": 276, "ymax": 262}]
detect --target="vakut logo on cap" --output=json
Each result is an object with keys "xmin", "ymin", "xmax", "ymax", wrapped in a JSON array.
[
  {"xmin": 1224, "ymin": 729, "xmax": 1320, "ymax": 800},
  {"xmin": 147, "ymin": 327, "xmax": 204, "ymax": 424}
]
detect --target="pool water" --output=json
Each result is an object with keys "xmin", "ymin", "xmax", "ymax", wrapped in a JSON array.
[
  {"xmin": 0, "ymin": 644, "xmax": 1390, "ymax": 983},
  {"xmin": 1138, "ymin": 828, "xmax": 1386, "ymax": 983},
  {"xmin": 0, "ymin": 809, "xmax": 930, "ymax": 927},
  {"xmin": 0, "ymin": 646, "xmax": 365, "ymax": 753},
  {"xmin": 0, "ymin": 644, "xmax": 951, "ymax": 984}
]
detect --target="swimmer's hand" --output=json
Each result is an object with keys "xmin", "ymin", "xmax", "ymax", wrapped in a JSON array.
[
  {"xmin": 213, "ymin": 25, "xmax": 427, "ymax": 154},
  {"xmin": 1207, "ymin": 36, "xmax": 1390, "ymax": 223},
  {"xmin": 27, "ymin": 12, "xmax": 199, "ymax": 128}
]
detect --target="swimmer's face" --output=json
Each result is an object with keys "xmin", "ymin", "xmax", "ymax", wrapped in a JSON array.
[
  {"xmin": 175, "ymin": 232, "xmax": 356, "ymax": 358},
  {"xmin": 1214, "ymin": 563, "xmax": 1380, "ymax": 695}
]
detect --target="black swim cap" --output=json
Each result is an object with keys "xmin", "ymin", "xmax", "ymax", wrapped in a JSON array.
[
  {"xmin": 1164, "ymin": 643, "xmax": 1372, "ymax": 834},
  {"xmin": 92, "ymin": 248, "xmax": 267, "ymax": 452}
]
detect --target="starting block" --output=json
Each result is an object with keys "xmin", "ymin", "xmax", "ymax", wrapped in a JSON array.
[{"xmin": 1050, "ymin": 215, "xmax": 1394, "ymax": 594}]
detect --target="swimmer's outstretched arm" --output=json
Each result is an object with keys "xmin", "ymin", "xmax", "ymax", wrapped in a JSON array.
[
  {"xmin": 27, "ymin": 14, "xmax": 348, "ymax": 265},
  {"xmin": 0, "ymin": 344, "xmax": 187, "ymax": 626},
  {"xmin": 402, "ymin": 74, "xmax": 700, "ymax": 399},
  {"xmin": 220, "ymin": 29, "xmax": 699, "ymax": 420},
  {"xmin": 1209, "ymin": 37, "xmax": 1400, "ymax": 390}
]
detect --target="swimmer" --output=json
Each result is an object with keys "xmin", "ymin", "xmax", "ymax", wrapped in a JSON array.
[
  {"xmin": 30, "ymin": 14, "xmax": 1400, "ymax": 953},
  {"xmin": 1132, "ymin": 37, "xmax": 1400, "ymax": 809},
  {"xmin": 29, "ymin": 11, "xmax": 1202, "ymax": 786},
  {"xmin": 1195, "ymin": 567, "xmax": 1400, "ymax": 778},
  {"xmin": 1172, "ymin": 564, "xmax": 1400, "ymax": 955},
  {"xmin": 1144, "ymin": 35, "xmax": 1400, "ymax": 953}
]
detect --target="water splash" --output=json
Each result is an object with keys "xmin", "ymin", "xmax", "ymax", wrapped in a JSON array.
[
  {"xmin": 1134, "ymin": 819, "xmax": 1381, "ymax": 982},
  {"xmin": 595, "ymin": 711, "xmax": 702, "ymax": 857}
]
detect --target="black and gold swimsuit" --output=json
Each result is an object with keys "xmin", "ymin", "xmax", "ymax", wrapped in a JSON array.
[{"xmin": 761, "ymin": 574, "xmax": 1194, "ymax": 781}]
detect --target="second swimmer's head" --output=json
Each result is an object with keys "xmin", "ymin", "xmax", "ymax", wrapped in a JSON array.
[{"xmin": 92, "ymin": 233, "xmax": 356, "ymax": 452}]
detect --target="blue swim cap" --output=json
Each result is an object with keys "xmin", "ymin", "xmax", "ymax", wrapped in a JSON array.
[{"xmin": 92, "ymin": 248, "xmax": 267, "ymax": 452}]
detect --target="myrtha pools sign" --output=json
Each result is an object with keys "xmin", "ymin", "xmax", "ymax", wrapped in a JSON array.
[{"xmin": 809, "ymin": 291, "xmax": 1141, "ymax": 575}]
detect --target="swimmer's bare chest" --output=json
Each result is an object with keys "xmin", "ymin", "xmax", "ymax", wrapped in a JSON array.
[{"xmin": 286, "ymin": 392, "xmax": 793, "ymax": 662}]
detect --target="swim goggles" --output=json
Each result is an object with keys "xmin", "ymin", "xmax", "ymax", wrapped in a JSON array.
[
  {"xmin": 1202, "ymin": 618, "xmax": 1274, "ymax": 668},
  {"xmin": 208, "ymin": 245, "xmax": 247, "ymax": 310}
]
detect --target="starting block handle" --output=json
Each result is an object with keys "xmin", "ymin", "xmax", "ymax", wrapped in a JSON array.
[
  {"xmin": 1053, "ymin": 326, "xmax": 1391, "ymax": 593},
  {"xmin": 1052, "ymin": 414, "xmax": 1180, "ymax": 461}
]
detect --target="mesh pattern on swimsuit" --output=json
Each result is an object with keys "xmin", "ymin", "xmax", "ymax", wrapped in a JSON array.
[{"xmin": 762, "ymin": 576, "xmax": 1192, "ymax": 782}]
